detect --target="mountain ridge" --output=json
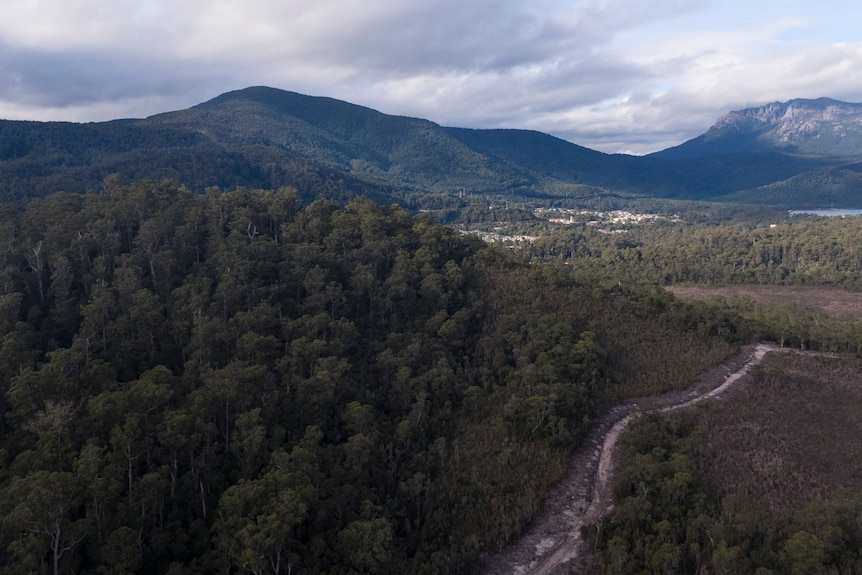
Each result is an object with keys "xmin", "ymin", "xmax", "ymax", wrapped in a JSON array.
[{"xmin": 1, "ymin": 86, "xmax": 862, "ymax": 208}]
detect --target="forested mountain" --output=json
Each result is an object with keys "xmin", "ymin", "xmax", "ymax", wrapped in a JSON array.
[
  {"xmin": 0, "ymin": 182, "xmax": 747, "ymax": 574},
  {"xmin": 1, "ymin": 87, "xmax": 862, "ymax": 208}
]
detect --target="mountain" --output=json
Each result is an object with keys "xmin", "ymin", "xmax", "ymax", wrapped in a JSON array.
[
  {"xmin": 1, "ymin": 87, "xmax": 862, "ymax": 208},
  {"xmin": 654, "ymin": 98, "xmax": 862, "ymax": 158},
  {"xmin": 0, "ymin": 87, "xmax": 604, "ymax": 206},
  {"xmin": 647, "ymin": 98, "xmax": 862, "ymax": 206},
  {"xmin": 144, "ymin": 87, "xmax": 628, "ymax": 198}
]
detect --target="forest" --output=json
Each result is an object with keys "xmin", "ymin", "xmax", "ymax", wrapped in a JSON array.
[
  {"xmin": 525, "ymin": 214, "xmax": 862, "ymax": 287},
  {"xmin": 0, "ymin": 181, "xmax": 758, "ymax": 574},
  {"xmin": 517, "ymin": 213, "xmax": 862, "ymax": 573}
]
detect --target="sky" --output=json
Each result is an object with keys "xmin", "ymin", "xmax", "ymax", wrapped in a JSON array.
[{"xmin": 1, "ymin": 0, "xmax": 861, "ymax": 154}]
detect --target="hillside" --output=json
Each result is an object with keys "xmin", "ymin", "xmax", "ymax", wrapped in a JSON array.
[
  {"xmin": 650, "ymin": 98, "xmax": 862, "ymax": 206},
  {"xmin": 147, "ymin": 87, "xmax": 541, "ymax": 196},
  {"xmin": 0, "ymin": 182, "xmax": 743, "ymax": 574},
  {"xmin": 1, "ymin": 87, "xmax": 862, "ymax": 207},
  {"xmin": 0, "ymin": 87, "xmax": 559, "ymax": 205}
]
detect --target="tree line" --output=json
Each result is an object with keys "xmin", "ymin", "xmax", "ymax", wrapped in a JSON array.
[{"xmin": 528, "ymin": 216, "xmax": 862, "ymax": 290}]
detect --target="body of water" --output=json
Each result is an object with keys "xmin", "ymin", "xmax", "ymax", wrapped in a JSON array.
[{"xmin": 789, "ymin": 209, "xmax": 862, "ymax": 217}]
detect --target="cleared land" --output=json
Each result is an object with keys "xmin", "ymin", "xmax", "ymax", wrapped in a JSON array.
[
  {"xmin": 483, "ymin": 343, "xmax": 862, "ymax": 575},
  {"xmin": 667, "ymin": 285, "xmax": 862, "ymax": 319},
  {"xmin": 480, "ymin": 344, "xmax": 770, "ymax": 575},
  {"xmin": 702, "ymin": 351, "xmax": 862, "ymax": 511}
]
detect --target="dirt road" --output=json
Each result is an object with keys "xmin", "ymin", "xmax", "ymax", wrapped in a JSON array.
[{"xmin": 480, "ymin": 343, "xmax": 781, "ymax": 575}]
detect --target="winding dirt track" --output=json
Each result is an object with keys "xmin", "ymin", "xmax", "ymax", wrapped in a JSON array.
[{"xmin": 480, "ymin": 343, "xmax": 783, "ymax": 575}]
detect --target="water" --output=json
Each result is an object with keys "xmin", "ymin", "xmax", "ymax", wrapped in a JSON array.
[{"xmin": 789, "ymin": 209, "xmax": 862, "ymax": 217}]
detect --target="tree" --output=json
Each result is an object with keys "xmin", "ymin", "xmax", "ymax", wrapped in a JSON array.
[
  {"xmin": 0, "ymin": 471, "xmax": 87, "ymax": 575},
  {"xmin": 215, "ymin": 450, "xmax": 312, "ymax": 575},
  {"xmin": 338, "ymin": 505, "xmax": 394, "ymax": 574}
]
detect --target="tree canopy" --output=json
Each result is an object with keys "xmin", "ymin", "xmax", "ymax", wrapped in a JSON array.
[{"xmin": 0, "ymin": 181, "xmax": 746, "ymax": 574}]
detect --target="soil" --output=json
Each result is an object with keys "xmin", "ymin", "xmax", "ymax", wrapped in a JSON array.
[{"xmin": 478, "ymin": 343, "xmax": 780, "ymax": 575}]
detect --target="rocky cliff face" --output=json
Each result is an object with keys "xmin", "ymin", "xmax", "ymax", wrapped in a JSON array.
[{"xmin": 709, "ymin": 98, "xmax": 862, "ymax": 155}]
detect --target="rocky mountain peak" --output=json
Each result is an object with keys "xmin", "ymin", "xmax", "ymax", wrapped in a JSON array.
[{"xmin": 710, "ymin": 98, "xmax": 862, "ymax": 150}]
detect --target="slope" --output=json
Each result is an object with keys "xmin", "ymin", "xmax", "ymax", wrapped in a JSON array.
[
  {"xmin": 654, "ymin": 98, "xmax": 862, "ymax": 159},
  {"xmin": 145, "ymin": 86, "xmax": 543, "ymax": 195}
]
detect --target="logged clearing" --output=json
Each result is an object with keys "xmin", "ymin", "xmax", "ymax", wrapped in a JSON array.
[
  {"xmin": 667, "ymin": 285, "xmax": 862, "ymax": 319},
  {"xmin": 480, "ymin": 344, "xmax": 772, "ymax": 575},
  {"xmin": 703, "ymin": 351, "xmax": 862, "ymax": 511},
  {"xmin": 482, "ymin": 344, "xmax": 862, "ymax": 575}
]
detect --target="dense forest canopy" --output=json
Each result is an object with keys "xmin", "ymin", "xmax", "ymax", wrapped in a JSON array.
[
  {"xmin": 0, "ymin": 181, "xmax": 752, "ymax": 574},
  {"xmin": 4, "ymin": 90, "xmax": 862, "ymax": 575},
  {"xmin": 527, "ymin": 215, "xmax": 862, "ymax": 289}
]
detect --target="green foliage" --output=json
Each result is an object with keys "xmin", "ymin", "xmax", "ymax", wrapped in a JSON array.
[
  {"xmin": 529, "ymin": 213, "xmax": 862, "ymax": 353},
  {"xmin": 531, "ymin": 216, "xmax": 862, "ymax": 290},
  {"xmin": 0, "ymin": 183, "xmax": 743, "ymax": 573}
]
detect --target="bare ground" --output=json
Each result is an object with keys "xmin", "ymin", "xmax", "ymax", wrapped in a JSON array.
[
  {"xmin": 666, "ymin": 285, "xmax": 862, "ymax": 319},
  {"xmin": 478, "ymin": 343, "xmax": 776, "ymax": 575}
]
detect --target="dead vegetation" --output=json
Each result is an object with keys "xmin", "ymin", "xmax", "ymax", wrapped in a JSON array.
[
  {"xmin": 584, "ymin": 349, "xmax": 862, "ymax": 574},
  {"xmin": 702, "ymin": 351, "xmax": 862, "ymax": 511},
  {"xmin": 667, "ymin": 284, "xmax": 862, "ymax": 320}
]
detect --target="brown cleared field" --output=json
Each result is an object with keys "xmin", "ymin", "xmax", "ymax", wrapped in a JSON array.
[
  {"xmin": 667, "ymin": 285, "xmax": 862, "ymax": 320},
  {"xmin": 702, "ymin": 350, "xmax": 862, "ymax": 510}
]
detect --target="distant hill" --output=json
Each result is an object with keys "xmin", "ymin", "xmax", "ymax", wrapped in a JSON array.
[
  {"xmin": 144, "ymin": 87, "xmax": 603, "ymax": 198},
  {"xmin": 1, "ymin": 87, "xmax": 862, "ymax": 208}
]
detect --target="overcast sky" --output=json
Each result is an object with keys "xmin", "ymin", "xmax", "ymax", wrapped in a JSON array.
[{"xmin": 1, "ymin": 0, "xmax": 860, "ymax": 154}]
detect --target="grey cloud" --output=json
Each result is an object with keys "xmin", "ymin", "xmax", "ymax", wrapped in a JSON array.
[
  {"xmin": 1, "ymin": 0, "xmax": 859, "ymax": 154},
  {"xmin": 0, "ymin": 42, "xmax": 232, "ymax": 111},
  {"xmin": 291, "ymin": 0, "xmax": 672, "ymax": 76}
]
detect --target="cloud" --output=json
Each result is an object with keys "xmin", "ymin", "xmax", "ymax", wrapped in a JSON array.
[
  {"xmin": 520, "ymin": 11, "xmax": 862, "ymax": 154},
  {"xmin": 0, "ymin": 1, "xmax": 670, "ymax": 119},
  {"xmin": 0, "ymin": 41, "xmax": 234, "ymax": 123},
  {"xmin": 0, "ymin": 0, "xmax": 859, "ymax": 153}
]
